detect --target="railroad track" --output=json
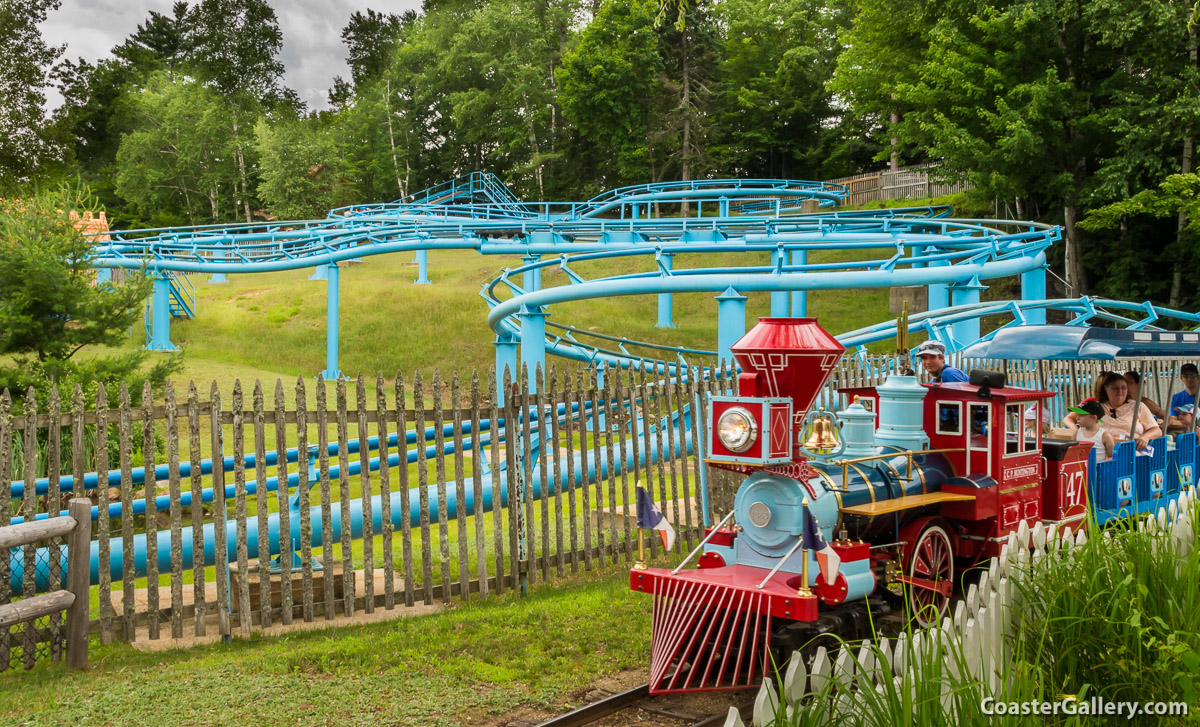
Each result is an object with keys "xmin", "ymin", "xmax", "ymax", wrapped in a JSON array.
[{"xmin": 535, "ymin": 683, "xmax": 754, "ymax": 727}]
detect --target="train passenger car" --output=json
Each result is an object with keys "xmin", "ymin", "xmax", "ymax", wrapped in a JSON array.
[
  {"xmin": 961, "ymin": 325, "xmax": 1197, "ymax": 525},
  {"xmin": 630, "ymin": 318, "xmax": 1195, "ymax": 695}
]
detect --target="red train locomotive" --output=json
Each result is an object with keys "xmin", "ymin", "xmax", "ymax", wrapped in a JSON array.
[{"xmin": 629, "ymin": 317, "xmax": 1091, "ymax": 694}]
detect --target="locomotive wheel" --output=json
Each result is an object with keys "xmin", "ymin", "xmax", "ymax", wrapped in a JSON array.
[{"xmin": 904, "ymin": 524, "xmax": 954, "ymax": 627}]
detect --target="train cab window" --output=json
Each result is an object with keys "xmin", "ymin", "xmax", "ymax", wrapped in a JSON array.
[
  {"xmin": 969, "ymin": 405, "xmax": 989, "ymax": 439},
  {"xmin": 1005, "ymin": 403, "xmax": 1038, "ymax": 455},
  {"xmin": 967, "ymin": 402, "xmax": 991, "ymax": 472},
  {"xmin": 936, "ymin": 402, "xmax": 962, "ymax": 435}
]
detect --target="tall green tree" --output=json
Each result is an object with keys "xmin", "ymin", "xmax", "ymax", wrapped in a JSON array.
[
  {"xmin": 182, "ymin": 0, "xmax": 294, "ymax": 221},
  {"xmin": 0, "ymin": 0, "xmax": 65, "ymax": 191},
  {"xmin": 0, "ymin": 187, "xmax": 179, "ymax": 398},
  {"xmin": 833, "ymin": 0, "xmax": 1199, "ymax": 298},
  {"xmin": 558, "ymin": 0, "xmax": 670, "ymax": 188},
  {"xmin": 115, "ymin": 74, "xmax": 242, "ymax": 225},
  {"xmin": 714, "ymin": 0, "xmax": 878, "ymax": 179},
  {"xmin": 341, "ymin": 9, "xmax": 407, "ymax": 92},
  {"xmin": 51, "ymin": 2, "xmax": 193, "ymax": 223},
  {"xmin": 254, "ymin": 114, "xmax": 350, "ymax": 218}
]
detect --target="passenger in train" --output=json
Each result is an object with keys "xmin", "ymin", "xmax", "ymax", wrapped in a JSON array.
[
  {"xmin": 1169, "ymin": 363, "xmax": 1200, "ymax": 432},
  {"xmin": 913, "ymin": 340, "xmax": 969, "ymax": 383},
  {"xmin": 1069, "ymin": 399, "xmax": 1114, "ymax": 462},
  {"xmin": 1122, "ymin": 371, "xmax": 1166, "ymax": 424},
  {"xmin": 1093, "ymin": 371, "xmax": 1162, "ymax": 449}
]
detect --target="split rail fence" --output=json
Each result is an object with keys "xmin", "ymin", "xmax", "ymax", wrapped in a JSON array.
[
  {"xmin": 1, "ymin": 353, "xmax": 1196, "ymax": 668},
  {"xmin": 0, "ymin": 498, "xmax": 91, "ymax": 671}
]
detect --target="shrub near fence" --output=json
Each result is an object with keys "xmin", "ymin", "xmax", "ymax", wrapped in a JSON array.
[{"xmin": 2, "ymin": 353, "xmax": 1195, "ymax": 652}]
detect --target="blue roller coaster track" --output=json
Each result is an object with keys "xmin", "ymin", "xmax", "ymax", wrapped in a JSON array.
[{"xmin": 88, "ymin": 170, "xmax": 1200, "ymax": 384}]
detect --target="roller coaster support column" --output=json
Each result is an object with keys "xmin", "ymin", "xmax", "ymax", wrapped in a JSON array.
[
  {"xmin": 415, "ymin": 250, "xmax": 431, "ymax": 284},
  {"xmin": 1022, "ymin": 265, "xmax": 1047, "ymax": 324},
  {"xmin": 322, "ymin": 263, "xmax": 342, "ymax": 381},
  {"xmin": 494, "ymin": 334, "xmax": 518, "ymax": 406},
  {"xmin": 951, "ymin": 276, "xmax": 987, "ymax": 345},
  {"xmin": 95, "ymin": 267, "xmax": 110, "ymax": 284},
  {"xmin": 928, "ymin": 253, "xmax": 950, "ymax": 312},
  {"xmin": 716, "ymin": 287, "xmax": 747, "ymax": 367},
  {"xmin": 770, "ymin": 249, "xmax": 788, "ymax": 317},
  {"xmin": 522, "ymin": 253, "xmax": 541, "ymax": 292},
  {"xmin": 146, "ymin": 272, "xmax": 177, "ymax": 351},
  {"xmin": 211, "ymin": 247, "xmax": 227, "ymax": 283},
  {"xmin": 657, "ymin": 253, "xmax": 675, "ymax": 328},
  {"xmin": 519, "ymin": 305, "xmax": 549, "ymax": 392},
  {"xmin": 791, "ymin": 249, "xmax": 808, "ymax": 316}
]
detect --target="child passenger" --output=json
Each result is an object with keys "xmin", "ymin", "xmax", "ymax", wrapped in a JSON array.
[{"xmin": 1069, "ymin": 399, "xmax": 1114, "ymax": 463}]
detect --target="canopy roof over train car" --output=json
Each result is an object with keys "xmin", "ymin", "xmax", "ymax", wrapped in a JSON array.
[{"xmin": 959, "ymin": 325, "xmax": 1200, "ymax": 360}]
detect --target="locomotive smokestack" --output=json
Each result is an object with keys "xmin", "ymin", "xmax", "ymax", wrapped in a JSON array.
[{"xmin": 730, "ymin": 318, "xmax": 845, "ymax": 455}]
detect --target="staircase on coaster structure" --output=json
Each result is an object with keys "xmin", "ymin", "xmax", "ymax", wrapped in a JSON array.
[
  {"xmin": 166, "ymin": 271, "xmax": 196, "ymax": 319},
  {"xmin": 393, "ymin": 172, "xmax": 530, "ymax": 216}
]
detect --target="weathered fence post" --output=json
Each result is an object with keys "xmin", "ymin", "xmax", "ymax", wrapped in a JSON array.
[{"xmin": 66, "ymin": 498, "xmax": 91, "ymax": 670}]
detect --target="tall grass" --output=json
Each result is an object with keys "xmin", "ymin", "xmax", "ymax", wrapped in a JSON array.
[{"xmin": 761, "ymin": 503, "xmax": 1199, "ymax": 726}]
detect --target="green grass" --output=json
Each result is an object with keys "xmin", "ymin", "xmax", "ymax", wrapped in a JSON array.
[
  {"xmin": 140, "ymin": 246, "xmax": 901, "ymax": 386},
  {"xmin": 0, "ymin": 574, "xmax": 652, "ymax": 727}
]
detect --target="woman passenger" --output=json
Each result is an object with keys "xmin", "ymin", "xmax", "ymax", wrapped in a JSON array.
[
  {"xmin": 1122, "ymin": 371, "xmax": 1167, "ymax": 424},
  {"xmin": 1091, "ymin": 371, "xmax": 1163, "ymax": 449}
]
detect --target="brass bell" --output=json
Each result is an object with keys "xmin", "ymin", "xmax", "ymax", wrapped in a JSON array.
[{"xmin": 803, "ymin": 414, "xmax": 840, "ymax": 451}]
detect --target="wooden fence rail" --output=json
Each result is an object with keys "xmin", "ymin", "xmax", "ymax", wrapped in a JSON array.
[
  {"xmin": 1, "ymin": 365, "xmax": 736, "ymax": 646},
  {"xmin": 0, "ymin": 498, "xmax": 91, "ymax": 671},
  {"xmin": 1, "ymin": 355, "xmax": 1196, "ymax": 650}
]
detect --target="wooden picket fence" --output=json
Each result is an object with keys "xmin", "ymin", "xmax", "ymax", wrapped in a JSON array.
[
  {"xmin": 0, "ymin": 364, "xmax": 738, "ymax": 650},
  {"xmin": 1, "ymin": 353, "xmax": 1196, "ymax": 660},
  {"xmin": 723, "ymin": 490, "xmax": 1199, "ymax": 726}
]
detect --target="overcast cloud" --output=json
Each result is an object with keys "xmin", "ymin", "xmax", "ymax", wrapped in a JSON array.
[{"xmin": 40, "ymin": 0, "xmax": 422, "ymax": 110}]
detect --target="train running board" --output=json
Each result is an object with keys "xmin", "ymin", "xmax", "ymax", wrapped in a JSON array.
[{"xmin": 649, "ymin": 578, "xmax": 772, "ymax": 694}]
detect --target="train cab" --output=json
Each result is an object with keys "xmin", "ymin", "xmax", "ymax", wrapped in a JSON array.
[
  {"xmin": 923, "ymin": 377, "xmax": 1054, "ymax": 558},
  {"xmin": 843, "ymin": 372, "xmax": 1089, "ymax": 558}
]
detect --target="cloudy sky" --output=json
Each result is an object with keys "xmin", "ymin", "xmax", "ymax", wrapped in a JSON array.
[{"xmin": 40, "ymin": 0, "xmax": 422, "ymax": 110}]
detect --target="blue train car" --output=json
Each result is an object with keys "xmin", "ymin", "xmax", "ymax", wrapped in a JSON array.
[{"xmin": 962, "ymin": 325, "xmax": 1199, "ymax": 525}]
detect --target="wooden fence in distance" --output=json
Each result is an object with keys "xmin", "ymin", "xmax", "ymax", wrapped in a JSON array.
[{"xmin": 826, "ymin": 163, "xmax": 973, "ymax": 206}]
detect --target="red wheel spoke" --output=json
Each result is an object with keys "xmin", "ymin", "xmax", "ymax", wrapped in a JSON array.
[{"xmin": 907, "ymin": 526, "xmax": 954, "ymax": 627}]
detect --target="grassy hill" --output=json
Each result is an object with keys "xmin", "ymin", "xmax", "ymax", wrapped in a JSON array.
[
  {"xmin": 145, "ymin": 245, "xmax": 897, "ymax": 386},
  {"xmin": 130, "ymin": 192, "xmax": 1010, "ymax": 387}
]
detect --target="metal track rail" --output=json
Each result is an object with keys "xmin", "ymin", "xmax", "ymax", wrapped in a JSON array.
[
  {"xmin": 535, "ymin": 684, "xmax": 754, "ymax": 727},
  {"xmin": 535, "ymin": 684, "xmax": 649, "ymax": 726}
]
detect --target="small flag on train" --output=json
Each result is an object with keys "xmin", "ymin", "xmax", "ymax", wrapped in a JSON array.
[
  {"xmin": 801, "ymin": 501, "xmax": 841, "ymax": 585},
  {"xmin": 636, "ymin": 486, "xmax": 676, "ymax": 551}
]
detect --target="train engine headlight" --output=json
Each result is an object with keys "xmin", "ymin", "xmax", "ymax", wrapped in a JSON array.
[{"xmin": 717, "ymin": 407, "xmax": 758, "ymax": 453}]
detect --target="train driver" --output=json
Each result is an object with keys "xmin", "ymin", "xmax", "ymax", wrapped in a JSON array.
[{"xmin": 913, "ymin": 340, "xmax": 969, "ymax": 384}]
